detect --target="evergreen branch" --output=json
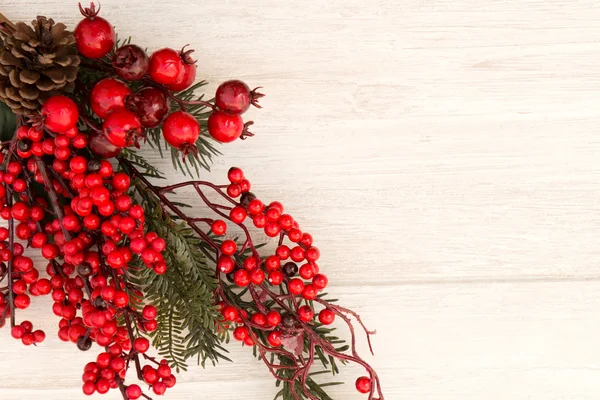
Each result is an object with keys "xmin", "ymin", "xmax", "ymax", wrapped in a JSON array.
[
  {"xmin": 127, "ymin": 188, "xmax": 229, "ymax": 370},
  {"xmin": 120, "ymin": 149, "xmax": 165, "ymax": 179}
]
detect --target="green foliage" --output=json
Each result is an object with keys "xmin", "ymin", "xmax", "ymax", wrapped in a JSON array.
[
  {"xmin": 120, "ymin": 149, "xmax": 165, "ymax": 179},
  {"xmin": 0, "ymin": 101, "xmax": 16, "ymax": 142},
  {"xmin": 127, "ymin": 185, "xmax": 229, "ymax": 370}
]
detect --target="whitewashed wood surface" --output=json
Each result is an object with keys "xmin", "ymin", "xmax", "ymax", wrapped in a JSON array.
[{"xmin": 2, "ymin": 0, "xmax": 600, "ymax": 399}]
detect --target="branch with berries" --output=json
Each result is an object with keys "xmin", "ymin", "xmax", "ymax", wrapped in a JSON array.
[{"xmin": 0, "ymin": 3, "xmax": 383, "ymax": 400}]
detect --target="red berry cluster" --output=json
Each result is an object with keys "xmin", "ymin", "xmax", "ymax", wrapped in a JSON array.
[
  {"xmin": 73, "ymin": 3, "xmax": 263, "ymax": 159},
  {"xmin": 208, "ymin": 80, "xmax": 264, "ymax": 143},
  {"xmin": 200, "ymin": 168, "xmax": 375, "ymax": 396},
  {"xmin": 0, "ymin": 91, "xmax": 175, "ymax": 397}
]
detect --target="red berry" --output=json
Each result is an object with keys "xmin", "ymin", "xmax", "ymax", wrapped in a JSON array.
[
  {"xmin": 233, "ymin": 270, "xmax": 250, "ymax": 287},
  {"xmin": 220, "ymin": 240, "xmax": 237, "ymax": 256},
  {"xmin": 208, "ymin": 111, "xmax": 244, "ymax": 143},
  {"xmin": 355, "ymin": 376, "xmax": 372, "ymax": 394},
  {"xmin": 266, "ymin": 310, "xmax": 281, "ymax": 327},
  {"xmin": 233, "ymin": 326, "xmax": 249, "ymax": 341},
  {"xmin": 161, "ymin": 111, "xmax": 200, "ymax": 154},
  {"xmin": 133, "ymin": 337, "xmax": 150, "ymax": 353},
  {"xmin": 211, "ymin": 220, "xmax": 227, "ymax": 235},
  {"xmin": 305, "ymin": 246, "xmax": 320, "ymax": 262},
  {"xmin": 227, "ymin": 184, "xmax": 241, "ymax": 198},
  {"xmin": 302, "ymin": 284, "xmax": 317, "ymax": 300},
  {"xmin": 112, "ymin": 44, "xmax": 148, "ymax": 81},
  {"xmin": 288, "ymin": 278, "xmax": 304, "ymax": 295},
  {"xmin": 297, "ymin": 305, "xmax": 314, "ymax": 322},
  {"xmin": 41, "ymin": 96, "xmax": 79, "ymax": 133},
  {"xmin": 318, "ymin": 309, "xmax": 335, "ymax": 325},
  {"xmin": 11, "ymin": 325, "xmax": 25, "ymax": 339},
  {"xmin": 152, "ymin": 382, "xmax": 167, "ymax": 395},
  {"xmin": 126, "ymin": 384, "xmax": 142, "ymax": 399},
  {"xmin": 216, "ymin": 80, "xmax": 262, "ymax": 115},
  {"xmin": 312, "ymin": 274, "xmax": 328, "ymax": 290},
  {"xmin": 249, "ymin": 268, "xmax": 265, "ymax": 285},
  {"xmin": 113, "ymin": 291, "xmax": 129, "ymax": 308},
  {"xmin": 112, "ymin": 172, "xmax": 131, "ymax": 191},
  {"xmin": 82, "ymin": 381, "xmax": 96, "ymax": 395},
  {"xmin": 126, "ymin": 87, "xmax": 169, "ymax": 128},
  {"xmin": 217, "ymin": 255, "xmax": 235, "ymax": 274},
  {"xmin": 230, "ymin": 206, "xmax": 247, "ymax": 224},
  {"xmin": 103, "ymin": 109, "xmax": 143, "ymax": 148},
  {"xmin": 142, "ymin": 305, "xmax": 157, "ymax": 320},
  {"xmin": 264, "ymin": 255, "xmax": 280, "ymax": 272},
  {"xmin": 74, "ymin": 4, "xmax": 115, "ymax": 58},
  {"xmin": 14, "ymin": 294, "xmax": 30, "ymax": 309},
  {"xmin": 167, "ymin": 48, "xmax": 197, "ymax": 91},
  {"xmin": 143, "ymin": 367, "xmax": 159, "ymax": 384},
  {"xmin": 299, "ymin": 263, "xmax": 316, "ymax": 280},
  {"xmin": 268, "ymin": 270, "xmax": 284, "ymax": 286},
  {"xmin": 157, "ymin": 363, "xmax": 171, "ymax": 378},
  {"xmin": 90, "ymin": 78, "xmax": 132, "ymax": 118},
  {"xmin": 267, "ymin": 330, "xmax": 282, "ymax": 347},
  {"xmin": 89, "ymin": 132, "xmax": 122, "ymax": 158},
  {"xmin": 148, "ymin": 48, "xmax": 183, "ymax": 85},
  {"xmin": 227, "ymin": 167, "xmax": 244, "ymax": 183},
  {"xmin": 222, "ymin": 306, "xmax": 238, "ymax": 322}
]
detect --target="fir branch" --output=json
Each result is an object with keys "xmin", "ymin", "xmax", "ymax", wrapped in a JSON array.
[
  {"xmin": 128, "ymin": 194, "xmax": 229, "ymax": 370},
  {"xmin": 120, "ymin": 149, "xmax": 165, "ymax": 179}
]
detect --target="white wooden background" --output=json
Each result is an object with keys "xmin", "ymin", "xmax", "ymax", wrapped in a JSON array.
[{"xmin": 2, "ymin": 0, "xmax": 600, "ymax": 399}]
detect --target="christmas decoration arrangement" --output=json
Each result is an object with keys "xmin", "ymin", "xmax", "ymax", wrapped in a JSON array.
[{"xmin": 0, "ymin": 4, "xmax": 383, "ymax": 399}]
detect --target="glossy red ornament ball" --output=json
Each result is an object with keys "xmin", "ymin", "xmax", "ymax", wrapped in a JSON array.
[
  {"xmin": 41, "ymin": 96, "xmax": 79, "ymax": 133},
  {"xmin": 207, "ymin": 111, "xmax": 244, "ymax": 143}
]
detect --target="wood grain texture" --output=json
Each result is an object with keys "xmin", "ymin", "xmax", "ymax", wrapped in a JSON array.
[{"xmin": 1, "ymin": 0, "xmax": 599, "ymax": 398}]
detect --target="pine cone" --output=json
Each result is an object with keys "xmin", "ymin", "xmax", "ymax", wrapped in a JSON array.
[{"xmin": 0, "ymin": 16, "xmax": 80, "ymax": 115}]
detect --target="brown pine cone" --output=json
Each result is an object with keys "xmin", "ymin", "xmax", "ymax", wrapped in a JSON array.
[{"xmin": 0, "ymin": 16, "xmax": 80, "ymax": 114}]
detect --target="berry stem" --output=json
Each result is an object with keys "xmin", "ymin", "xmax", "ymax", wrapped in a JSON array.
[
  {"xmin": 34, "ymin": 156, "xmax": 72, "ymax": 242},
  {"xmin": 5, "ymin": 181, "xmax": 14, "ymax": 328}
]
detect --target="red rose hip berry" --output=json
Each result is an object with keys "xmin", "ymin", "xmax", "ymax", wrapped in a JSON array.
[
  {"xmin": 90, "ymin": 78, "xmax": 132, "ymax": 118},
  {"xmin": 103, "ymin": 109, "xmax": 143, "ymax": 148},
  {"xmin": 161, "ymin": 111, "xmax": 200, "ymax": 155},
  {"xmin": 207, "ymin": 111, "xmax": 245, "ymax": 143},
  {"xmin": 148, "ymin": 48, "xmax": 183, "ymax": 85},
  {"xmin": 215, "ymin": 80, "xmax": 264, "ymax": 115},
  {"xmin": 74, "ymin": 3, "xmax": 116, "ymax": 59},
  {"xmin": 112, "ymin": 44, "xmax": 149, "ymax": 81},
  {"xmin": 167, "ymin": 46, "xmax": 197, "ymax": 91},
  {"xmin": 41, "ymin": 96, "xmax": 79, "ymax": 133},
  {"xmin": 126, "ymin": 88, "xmax": 169, "ymax": 128}
]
